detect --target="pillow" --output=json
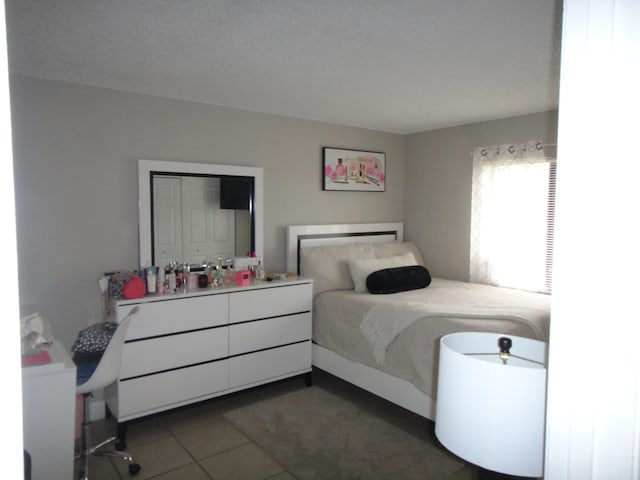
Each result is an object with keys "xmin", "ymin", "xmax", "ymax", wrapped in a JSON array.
[
  {"xmin": 348, "ymin": 252, "xmax": 417, "ymax": 292},
  {"xmin": 372, "ymin": 241, "xmax": 426, "ymax": 266},
  {"xmin": 366, "ymin": 265, "xmax": 432, "ymax": 294},
  {"xmin": 301, "ymin": 242, "xmax": 375, "ymax": 296},
  {"xmin": 71, "ymin": 322, "xmax": 119, "ymax": 354}
]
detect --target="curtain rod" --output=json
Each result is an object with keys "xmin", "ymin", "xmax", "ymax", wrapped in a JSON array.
[
  {"xmin": 468, "ymin": 142, "xmax": 557, "ymax": 159},
  {"xmin": 473, "ymin": 142, "xmax": 557, "ymax": 158}
]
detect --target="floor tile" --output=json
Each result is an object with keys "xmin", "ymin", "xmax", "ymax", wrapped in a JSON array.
[
  {"xmin": 69, "ymin": 374, "xmax": 474, "ymax": 480},
  {"xmin": 161, "ymin": 402, "xmax": 224, "ymax": 434},
  {"xmin": 75, "ymin": 418, "xmax": 130, "ymax": 479},
  {"xmin": 152, "ymin": 462, "xmax": 211, "ymax": 480},
  {"xmin": 82, "ymin": 417, "xmax": 117, "ymax": 447},
  {"xmin": 267, "ymin": 471, "xmax": 297, "ymax": 480},
  {"xmin": 74, "ymin": 454, "xmax": 121, "ymax": 480},
  {"xmin": 173, "ymin": 417, "xmax": 249, "ymax": 460},
  {"xmin": 124, "ymin": 416, "xmax": 173, "ymax": 447},
  {"xmin": 199, "ymin": 442, "xmax": 285, "ymax": 480},
  {"xmin": 112, "ymin": 435, "xmax": 193, "ymax": 479}
]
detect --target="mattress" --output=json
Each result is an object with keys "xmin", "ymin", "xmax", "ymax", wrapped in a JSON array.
[{"xmin": 312, "ymin": 277, "xmax": 551, "ymax": 398}]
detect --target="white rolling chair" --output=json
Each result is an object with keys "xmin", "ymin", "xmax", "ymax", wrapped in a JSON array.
[{"xmin": 76, "ymin": 308, "xmax": 141, "ymax": 479}]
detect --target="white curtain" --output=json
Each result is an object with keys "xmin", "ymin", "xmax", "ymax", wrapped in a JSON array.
[{"xmin": 469, "ymin": 141, "xmax": 550, "ymax": 292}]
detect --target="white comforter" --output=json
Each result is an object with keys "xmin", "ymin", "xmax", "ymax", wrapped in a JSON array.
[{"xmin": 313, "ymin": 278, "xmax": 550, "ymax": 397}]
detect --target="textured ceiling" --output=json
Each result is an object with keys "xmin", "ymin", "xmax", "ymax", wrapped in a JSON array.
[{"xmin": 5, "ymin": 0, "xmax": 562, "ymax": 134}]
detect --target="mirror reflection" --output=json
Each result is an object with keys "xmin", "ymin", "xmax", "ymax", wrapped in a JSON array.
[
  {"xmin": 138, "ymin": 159, "xmax": 263, "ymax": 270},
  {"xmin": 151, "ymin": 173, "xmax": 254, "ymax": 268}
]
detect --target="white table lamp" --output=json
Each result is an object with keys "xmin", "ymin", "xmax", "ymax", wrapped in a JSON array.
[{"xmin": 435, "ymin": 332, "xmax": 547, "ymax": 478}]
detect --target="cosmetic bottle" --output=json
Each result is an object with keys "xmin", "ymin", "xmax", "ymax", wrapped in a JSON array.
[
  {"xmin": 167, "ymin": 270, "xmax": 176, "ymax": 292},
  {"xmin": 157, "ymin": 267, "xmax": 165, "ymax": 295},
  {"xmin": 182, "ymin": 263, "xmax": 189, "ymax": 292},
  {"xmin": 189, "ymin": 270, "xmax": 199, "ymax": 289},
  {"xmin": 223, "ymin": 258, "xmax": 234, "ymax": 285},
  {"xmin": 206, "ymin": 263, "xmax": 214, "ymax": 286},
  {"xmin": 146, "ymin": 266, "xmax": 157, "ymax": 293},
  {"xmin": 214, "ymin": 266, "xmax": 223, "ymax": 287},
  {"xmin": 256, "ymin": 261, "xmax": 265, "ymax": 281}
]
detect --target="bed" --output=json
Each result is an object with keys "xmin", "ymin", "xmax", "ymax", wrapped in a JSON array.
[{"xmin": 286, "ymin": 222, "xmax": 550, "ymax": 420}]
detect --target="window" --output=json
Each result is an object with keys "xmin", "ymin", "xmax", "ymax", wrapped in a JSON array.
[{"xmin": 469, "ymin": 142, "xmax": 555, "ymax": 293}]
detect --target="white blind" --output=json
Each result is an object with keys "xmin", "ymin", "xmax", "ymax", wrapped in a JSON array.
[{"xmin": 469, "ymin": 141, "xmax": 554, "ymax": 293}]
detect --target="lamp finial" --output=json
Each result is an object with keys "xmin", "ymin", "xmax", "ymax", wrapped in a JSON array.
[{"xmin": 498, "ymin": 336, "xmax": 512, "ymax": 364}]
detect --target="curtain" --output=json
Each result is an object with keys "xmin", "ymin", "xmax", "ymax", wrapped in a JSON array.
[{"xmin": 469, "ymin": 141, "xmax": 552, "ymax": 292}]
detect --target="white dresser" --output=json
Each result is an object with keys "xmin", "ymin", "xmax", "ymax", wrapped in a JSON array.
[{"xmin": 105, "ymin": 277, "xmax": 312, "ymax": 431}]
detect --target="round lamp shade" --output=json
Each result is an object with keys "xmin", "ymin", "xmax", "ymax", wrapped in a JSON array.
[{"xmin": 435, "ymin": 332, "xmax": 547, "ymax": 478}]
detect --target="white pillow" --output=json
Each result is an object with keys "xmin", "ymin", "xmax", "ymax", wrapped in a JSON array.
[
  {"xmin": 372, "ymin": 241, "xmax": 426, "ymax": 266},
  {"xmin": 301, "ymin": 243, "xmax": 375, "ymax": 296},
  {"xmin": 348, "ymin": 252, "xmax": 418, "ymax": 292}
]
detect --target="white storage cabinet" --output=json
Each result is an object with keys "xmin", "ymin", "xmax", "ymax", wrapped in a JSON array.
[{"xmin": 105, "ymin": 278, "xmax": 312, "ymax": 438}]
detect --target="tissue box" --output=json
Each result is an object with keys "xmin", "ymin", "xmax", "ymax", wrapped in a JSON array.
[{"xmin": 235, "ymin": 270, "xmax": 251, "ymax": 286}]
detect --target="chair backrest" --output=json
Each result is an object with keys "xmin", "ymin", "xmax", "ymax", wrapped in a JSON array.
[{"xmin": 76, "ymin": 309, "xmax": 137, "ymax": 395}]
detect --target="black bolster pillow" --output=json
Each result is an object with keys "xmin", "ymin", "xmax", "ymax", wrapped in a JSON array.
[{"xmin": 366, "ymin": 265, "xmax": 432, "ymax": 294}]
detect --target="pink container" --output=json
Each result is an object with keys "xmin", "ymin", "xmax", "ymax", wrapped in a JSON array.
[{"xmin": 236, "ymin": 270, "xmax": 251, "ymax": 286}]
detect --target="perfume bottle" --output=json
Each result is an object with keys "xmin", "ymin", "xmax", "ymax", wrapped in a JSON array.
[
  {"xmin": 223, "ymin": 258, "xmax": 234, "ymax": 285},
  {"xmin": 182, "ymin": 263, "xmax": 189, "ymax": 292},
  {"xmin": 167, "ymin": 268, "xmax": 176, "ymax": 292},
  {"xmin": 256, "ymin": 260, "xmax": 265, "ymax": 281},
  {"xmin": 212, "ymin": 257, "xmax": 224, "ymax": 287}
]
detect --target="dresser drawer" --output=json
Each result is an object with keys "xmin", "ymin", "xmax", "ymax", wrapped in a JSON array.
[
  {"xmin": 229, "ymin": 312, "xmax": 311, "ymax": 355},
  {"xmin": 228, "ymin": 283, "xmax": 312, "ymax": 323},
  {"xmin": 229, "ymin": 341, "xmax": 311, "ymax": 389},
  {"xmin": 110, "ymin": 279, "xmax": 313, "ymax": 423},
  {"xmin": 118, "ymin": 360, "xmax": 228, "ymax": 418},
  {"xmin": 120, "ymin": 327, "xmax": 228, "ymax": 378},
  {"xmin": 118, "ymin": 294, "xmax": 228, "ymax": 339}
]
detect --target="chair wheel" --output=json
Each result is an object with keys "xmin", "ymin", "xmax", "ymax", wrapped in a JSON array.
[{"xmin": 129, "ymin": 463, "xmax": 141, "ymax": 475}]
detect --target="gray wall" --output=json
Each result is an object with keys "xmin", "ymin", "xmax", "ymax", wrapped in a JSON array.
[
  {"xmin": 404, "ymin": 111, "xmax": 558, "ymax": 281},
  {"xmin": 10, "ymin": 75, "xmax": 405, "ymax": 347},
  {"xmin": 10, "ymin": 74, "xmax": 558, "ymax": 349}
]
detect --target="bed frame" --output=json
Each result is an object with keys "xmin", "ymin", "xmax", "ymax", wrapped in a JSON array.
[{"xmin": 286, "ymin": 222, "xmax": 436, "ymax": 420}]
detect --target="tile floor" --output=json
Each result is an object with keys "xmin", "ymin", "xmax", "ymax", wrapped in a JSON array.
[{"xmin": 74, "ymin": 369, "xmax": 459, "ymax": 480}]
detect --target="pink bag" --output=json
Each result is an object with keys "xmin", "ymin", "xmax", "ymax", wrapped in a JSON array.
[{"xmin": 122, "ymin": 277, "xmax": 146, "ymax": 299}]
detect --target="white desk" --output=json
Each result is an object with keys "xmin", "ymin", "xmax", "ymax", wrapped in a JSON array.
[{"xmin": 22, "ymin": 341, "xmax": 76, "ymax": 480}]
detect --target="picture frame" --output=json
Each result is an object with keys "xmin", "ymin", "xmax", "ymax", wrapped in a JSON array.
[{"xmin": 322, "ymin": 147, "xmax": 386, "ymax": 192}]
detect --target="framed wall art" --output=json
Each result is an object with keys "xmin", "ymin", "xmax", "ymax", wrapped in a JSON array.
[{"xmin": 322, "ymin": 147, "xmax": 386, "ymax": 192}]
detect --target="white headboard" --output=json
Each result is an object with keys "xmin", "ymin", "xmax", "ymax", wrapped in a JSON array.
[{"xmin": 286, "ymin": 222, "xmax": 404, "ymax": 274}]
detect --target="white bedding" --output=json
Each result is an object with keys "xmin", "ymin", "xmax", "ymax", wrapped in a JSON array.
[{"xmin": 313, "ymin": 277, "xmax": 550, "ymax": 398}]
